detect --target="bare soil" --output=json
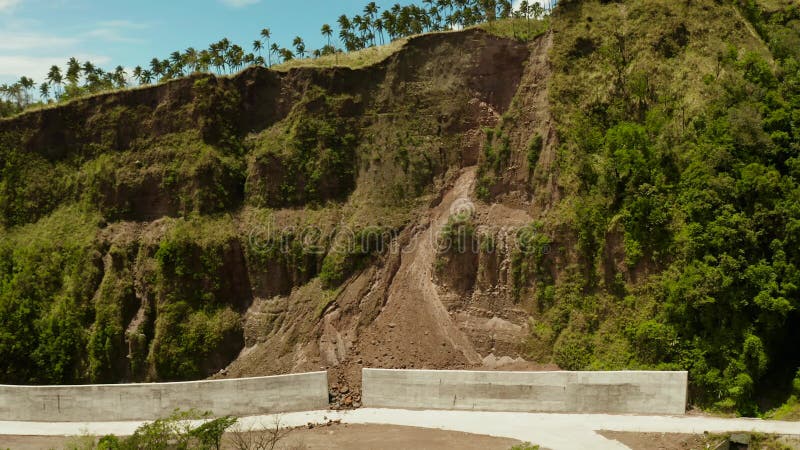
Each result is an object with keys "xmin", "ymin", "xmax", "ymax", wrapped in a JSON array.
[
  {"xmin": 598, "ymin": 431, "xmax": 711, "ymax": 450},
  {"xmin": 212, "ymin": 31, "xmax": 558, "ymax": 403},
  {"xmin": 0, "ymin": 424, "xmax": 522, "ymax": 450},
  {"xmin": 229, "ymin": 423, "xmax": 523, "ymax": 450}
]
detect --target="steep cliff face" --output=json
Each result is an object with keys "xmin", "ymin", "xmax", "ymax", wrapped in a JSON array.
[
  {"xmin": 0, "ymin": 28, "xmax": 536, "ymax": 386},
  {"xmin": 2, "ymin": 0, "xmax": 800, "ymax": 416}
]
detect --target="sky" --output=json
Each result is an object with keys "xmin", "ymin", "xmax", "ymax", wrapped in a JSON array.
[{"xmin": 0, "ymin": 0, "xmax": 535, "ymax": 85}]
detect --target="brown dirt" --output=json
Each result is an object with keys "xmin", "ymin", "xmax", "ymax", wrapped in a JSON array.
[
  {"xmin": 0, "ymin": 26, "xmax": 550, "ymax": 392},
  {"xmin": 484, "ymin": 30, "xmax": 558, "ymax": 213},
  {"xmin": 597, "ymin": 431, "xmax": 712, "ymax": 450},
  {"xmin": 212, "ymin": 31, "xmax": 553, "ymax": 405},
  {"xmin": 226, "ymin": 423, "xmax": 523, "ymax": 450},
  {"xmin": 0, "ymin": 424, "xmax": 523, "ymax": 450},
  {"xmin": 218, "ymin": 164, "xmax": 556, "ymax": 407}
]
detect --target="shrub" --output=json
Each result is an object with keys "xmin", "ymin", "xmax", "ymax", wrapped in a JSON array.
[
  {"xmin": 119, "ymin": 409, "xmax": 236, "ymax": 450},
  {"xmin": 527, "ymin": 134, "xmax": 543, "ymax": 169},
  {"xmin": 553, "ymin": 330, "xmax": 593, "ymax": 370}
]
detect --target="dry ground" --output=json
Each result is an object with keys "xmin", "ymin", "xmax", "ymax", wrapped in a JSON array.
[
  {"xmin": 598, "ymin": 431, "xmax": 710, "ymax": 450},
  {"xmin": 0, "ymin": 424, "xmax": 524, "ymax": 450},
  {"xmin": 599, "ymin": 431, "xmax": 800, "ymax": 450}
]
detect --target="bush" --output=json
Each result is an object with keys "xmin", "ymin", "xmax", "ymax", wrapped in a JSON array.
[
  {"xmin": 119, "ymin": 409, "xmax": 236, "ymax": 450},
  {"xmin": 509, "ymin": 443, "xmax": 540, "ymax": 450},
  {"xmin": 553, "ymin": 330, "xmax": 593, "ymax": 370},
  {"xmin": 527, "ymin": 134, "xmax": 543, "ymax": 168}
]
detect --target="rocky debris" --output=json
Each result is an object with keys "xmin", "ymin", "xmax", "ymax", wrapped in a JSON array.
[{"xmin": 329, "ymin": 373, "xmax": 362, "ymax": 410}]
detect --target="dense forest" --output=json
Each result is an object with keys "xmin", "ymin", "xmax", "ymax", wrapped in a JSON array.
[
  {"xmin": 516, "ymin": 0, "xmax": 800, "ymax": 416},
  {"xmin": 1, "ymin": 0, "xmax": 799, "ymax": 420}
]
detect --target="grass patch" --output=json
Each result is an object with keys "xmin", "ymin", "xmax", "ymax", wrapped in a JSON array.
[
  {"xmin": 479, "ymin": 17, "xmax": 550, "ymax": 42},
  {"xmin": 272, "ymin": 38, "xmax": 409, "ymax": 71}
]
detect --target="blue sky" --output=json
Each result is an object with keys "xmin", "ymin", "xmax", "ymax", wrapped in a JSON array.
[
  {"xmin": 0, "ymin": 0, "xmax": 429, "ymax": 84},
  {"xmin": 0, "ymin": 0, "xmax": 534, "ymax": 85}
]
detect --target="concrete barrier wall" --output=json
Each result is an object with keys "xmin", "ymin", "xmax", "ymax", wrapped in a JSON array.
[
  {"xmin": 362, "ymin": 369, "xmax": 688, "ymax": 415},
  {"xmin": 0, "ymin": 372, "xmax": 329, "ymax": 422}
]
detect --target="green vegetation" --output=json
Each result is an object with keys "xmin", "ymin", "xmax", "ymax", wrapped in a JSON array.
[
  {"xmin": 766, "ymin": 370, "xmax": 800, "ymax": 420},
  {"xmin": 480, "ymin": 16, "xmax": 551, "ymax": 41},
  {"xmin": 150, "ymin": 217, "xmax": 245, "ymax": 380},
  {"xmin": 320, "ymin": 226, "xmax": 395, "ymax": 287},
  {"xmin": 58, "ymin": 410, "xmax": 237, "ymax": 450},
  {"xmin": 0, "ymin": 206, "xmax": 102, "ymax": 384},
  {"xmin": 508, "ymin": 443, "xmax": 541, "ymax": 450},
  {"xmin": 504, "ymin": 0, "xmax": 800, "ymax": 416},
  {"xmin": 2, "ymin": 0, "xmax": 800, "ymax": 422},
  {"xmin": 0, "ymin": 0, "xmax": 552, "ymax": 119},
  {"xmin": 246, "ymin": 87, "xmax": 358, "ymax": 207}
]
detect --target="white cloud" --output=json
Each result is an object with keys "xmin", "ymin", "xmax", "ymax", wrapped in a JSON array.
[
  {"xmin": 0, "ymin": 31, "xmax": 77, "ymax": 51},
  {"xmin": 0, "ymin": 54, "xmax": 110, "ymax": 84},
  {"xmin": 84, "ymin": 20, "xmax": 148, "ymax": 43},
  {"xmin": 219, "ymin": 0, "xmax": 259, "ymax": 8},
  {"xmin": 0, "ymin": 0, "xmax": 21, "ymax": 13}
]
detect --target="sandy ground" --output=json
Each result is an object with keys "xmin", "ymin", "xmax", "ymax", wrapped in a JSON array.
[{"xmin": 0, "ymin": 424, "xmax": 523, "ymax": 450}]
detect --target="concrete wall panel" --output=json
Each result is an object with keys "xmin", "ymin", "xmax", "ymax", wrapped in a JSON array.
[
  {"xmin": 362, "ymin": 369, "xmax": 687, "ymax": 415},
  {"xmin": 0, "ymin": 372, "xmax": 329, "ymax": 422}
]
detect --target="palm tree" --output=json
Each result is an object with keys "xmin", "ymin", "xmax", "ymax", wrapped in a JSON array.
[
  {"xmin": 198, "ymin": 50, "xmax": 212, "ymax": 73},
  {"xmin": 337, "ymin": 14, "xmax": 352, "ymax": 37},
  {"xmin": 66, "ymin": 58, "xmax": 81, "ymax": 85},
  {"xmin": 253, "ymin": 40, "xmax": 263, "ymax": 64},
  {"xmin": 352, "ymin": 15, "xmax": 366, "ymax": 46},
  {"xmin": 81, "ymin": 61, "xmax": 95, "ymax": 80},
  {"xmin": 150, "ymin": 58, "xmax": 164, "ymax": 81},
  {"xmin": 320, "ymin": 23, "xmax": 337, "ymax": 63},
  {"xmin": 531, "ymin": 2, "xmax": 544, "ymax": 20},
  {"xmin": 47, "ymin": 65, "xmax": 63, "ymax": 98},
  {"xmin": 519, "ymin": 0, "xmax": 529, "ymax": 18},
  {"xmin": 338, "ymin": 15, "xmax": 359, "ymax": 51},
  {"xmin": 132, "ymin": 66, "xmax": 143, "ymax": 85},
  {"xmin": 438, "ymin": 0, "xmax": 455, "ymax": 23},
  {"xmin": 260, "ymin": 28, "xmax": 272, "ymax": 66},
  {"xmin": 269, "ymin": 44, "xmax": 280, "ymax": 66},
  {"xmin": 4, "ymin": 83, "xmax": 22, "ymax": 107},
  {"xmin": 280, "ymin": 48, "xmax": 294, "ymax": 62},
  {"xmin": 364, "ymin": 2, "xmax": 379, "ymax": 26},
  {"xmin": 113, "ymin": 66, "xmax": 127, "ymax": 88},
  {"xmin": 39, "ymin": 82, "xmax": 50, "ymax": 102},
  {"xmin": 159, "ymin": 59, "xmax": 172, "ymax": 80},
  {"xmin": 382, "ymin": 10, "xmax": 397, "ymax": 40},
  {"xmin": 141, "ymin": 70, "xmax": 153, "ymax": 85},
  {"xmin": 209, "ymin": 43, "xmax": 223, "ymax": 73},
  {"xmin": 170, "ymin": 51, "xmax": 184, "ymax": 75},
  {"xmin": 19, "ymin": 76, "xmax": 34, "ymax": 105},
  {"xmin": 227, "ymin": 44, "xmax": 245, "ymax": 72},
  {"xmin": 293, "ymin": 36, "xmax": 306, "ymax": 59},
  {"xmin": 321, "ymin": 24, "xmax": 333, "ymax": 49},
  {"xmin": 184, "ymin": 47, "xmax": 199, "ymax": 73}
]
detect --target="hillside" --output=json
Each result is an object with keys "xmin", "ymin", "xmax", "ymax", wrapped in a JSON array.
[{"xmin": 1, "ymin": 0, "xmax": 799, "ymax": 417}]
